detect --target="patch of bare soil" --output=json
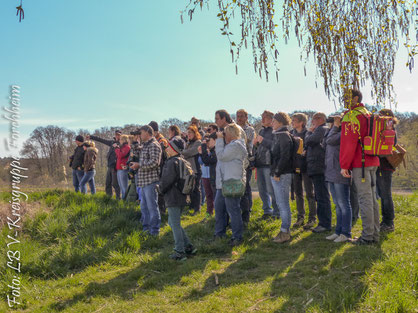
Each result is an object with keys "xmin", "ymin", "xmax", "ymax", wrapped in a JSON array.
[{"xmin": 0, "ymin": 201, "xmax": 49, "ymax": 229}]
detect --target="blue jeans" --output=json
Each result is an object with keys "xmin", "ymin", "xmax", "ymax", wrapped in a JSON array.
[
  {"xmin": 310, "ymin": 174, "xmax": 332, "ymax": 229},
  {"xmin": 168, "ymin": 207, "xmax": 191, "ymax": 253},
  {"xmin": 140, "ymin": 182, "xmax": 161, "ymax": 235},
  {"xmin": 256, "ymin": 167, "xmax": 280, "ymax": 217},
  {"xmin": 329, "ymin": 182, "xmax": 352, "ymax": 237},
  {"xmin": 117, "ymin": 169, "xmax": 129, "ymax": 200},
  {"xmin": 214, "ymin": 189, "xmax": 243, "ymax": 240},
  {"xmin": 79, "ymin": 170, "xmax": 96, "ymax": 195},
  {"xmin": 270, "ymin": 174, "xmax": 292, "ymax": 232},
  {"xmin": 72, "ymin": 169, "xmax": 84, "ymax": 192}
]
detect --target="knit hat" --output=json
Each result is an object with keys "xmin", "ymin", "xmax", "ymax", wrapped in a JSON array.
[
  {"xmin": 75, "ymin": 135, "xmax": 84, "ymax": 143},
  {"xmin": 148, "ymin": 121, "xmax": 159, "ymax": 132},
  {"xmin": 168, "ymin": 136, "xmax": 185, "ymax": 154}
]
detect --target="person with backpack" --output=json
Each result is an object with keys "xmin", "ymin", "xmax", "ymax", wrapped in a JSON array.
[
  {"xmin": 340, "ymin": 89, "xmax": 380, "ymax": 245},
  {"xmin": 253, "ymin": 111, "xmax": 281, "ymax": 220},
  {"xmin": 87, "ymin": 130, "xmax": 121, "ymax": 199},
  {"xmin": 290, "ymin": 113, "xmax": 317, "ymax": 229},
  {"xmin": 160, "ymin": 137, "xmax": 197, "ymax": 261},
  {"xmin": 129, "ymin": 125, "xmax": 162, "ymax": 236},
  {"xmin": 214, "ymin": 123, "xmax": 248, "ymax": 246},
  {"xmin": 269, "ymin": 112, "xmax": 294, "ymax": 243},
  {"xmin": 198, "ymin": 132, "xmax": 218, "ymax": 218},
  {"xmin": 69, "ymin": 135, "xmax": 85, "ymax": 192},
  {"xmin": 181, "ymin": 125, "xmax": 203, "ymax": 215},
  {"xmin": 323, "ymin": 114, "xmax": 352, "ymax": 243},
  {"xmin": 114, "ymin": 134, "xmax": 131, "ymax": 200},
  {"xmin": 376, "ymin": 109, "xmax": 398, "ymax": 232},
  {"xmin": 79, "ymin": 141, "xmax": 98, "ymax": 195},
  {"xmin": 305, "ymin": 112, "xmax": 332, "ymax": 233}
]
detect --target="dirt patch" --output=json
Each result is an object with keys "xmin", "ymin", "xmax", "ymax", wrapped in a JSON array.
[{"xmin": 0, "ymin": 201, "xmax": 49, "ymax": 229}]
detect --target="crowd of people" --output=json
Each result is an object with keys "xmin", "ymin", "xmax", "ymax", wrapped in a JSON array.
[{"xmin": 69, "ymin": 88, "xmax": 399, "ymax": 260}]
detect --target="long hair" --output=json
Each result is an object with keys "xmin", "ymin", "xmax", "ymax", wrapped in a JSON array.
[{"xmin": 187, "ymin": 125, "xmax": 202, "ymax": 141}]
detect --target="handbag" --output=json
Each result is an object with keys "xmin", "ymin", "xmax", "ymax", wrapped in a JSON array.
[
  {"xmin": 222, "ymin": 178, "xmax": 245, "ymax": 198},
  {"xmin": 385, "ymin": 144, "xmax": 407, "ymax": 169}
]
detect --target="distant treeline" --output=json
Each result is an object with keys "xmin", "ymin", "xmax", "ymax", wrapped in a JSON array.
[{"xmin": 0, "ymin": 110, "xmax": 416, "ymax": 190}]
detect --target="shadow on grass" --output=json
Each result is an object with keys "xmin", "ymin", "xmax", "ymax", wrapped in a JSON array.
[{"xmin": 48, "ymin": 218, "xmax": 233, "ymax": 311}]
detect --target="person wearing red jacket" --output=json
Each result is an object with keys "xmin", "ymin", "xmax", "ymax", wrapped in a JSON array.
[
  {"xmin": 340, "ymin": 89, "xmax": 380, "ymax": 245},
  {"xmin": 114, "ymin": 134, "xmax": 131, "ymax": 200}
]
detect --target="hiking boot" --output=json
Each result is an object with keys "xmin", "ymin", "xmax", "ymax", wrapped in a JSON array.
[
  {"xmin": 185, "ymin": 244, "xmax": 197, "ymax": 255},
  {"xmin": 326, "ymin": 233, "xmax": 339, "ymax": 241},
  {"xmin": 351, "ymin": 236, "xmax": 374, "ymax": 245},
  {"xmin": 272, "ymin": 231, "xmax": 291, "ymax": 243},
  {"xmin": 260, "ymin": 214, "xmax": 273, "ymax": 221},
  {"xmin": 169, "ymin": 251, "xmax": 187, "ymax": 261},
  {"xmin": 292, "ymin": 218, "xmax": 305, "ymax": 228},
  {"xmin": 229, "ymin": 238, "xmax": 243, "ymax": 247},
  {"xmin": 380, "ymin": 223, "xmax": 394, "ymax": 232},
  {"xmin": 312, "ymin": 225, "xmax": 331, "ymax": 233},
  {"xmin": 303, "ymin": 220, "xmax": 316, "ymax": 230},
  {"xmin": 334, "ymin": 234, "xmax": 349, "ymax": 243}
]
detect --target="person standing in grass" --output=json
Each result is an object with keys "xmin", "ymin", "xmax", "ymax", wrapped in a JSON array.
[
  {"xmin": 323, "ymin": 114, "xmax": 352, "ymax": 243},
  {"xmin": 114, "ymin": 134, "xmax": 131, "ymax": 200},
  {"xmin": 270, "ymin": 112, "xmax": 294, "ymax": 244},
  {"xmin": 130, "ymin": 125, "xmax": 162, "ymax": 236},
  {"xmin": 69, "ymin": 135, "xmax": 86, "ymax": 192},
  {"xmin": 79, "ymin": 141, "xmax": 98, "ymax": 195},
  {"xmin": 160, "ymin": 137, "xmax": 197, "ymax": 261}
]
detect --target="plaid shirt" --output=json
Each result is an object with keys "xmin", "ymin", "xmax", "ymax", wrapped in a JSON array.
[{"xmin": 136, "ymin": 137, "xmax": 162, "ymax": 187}]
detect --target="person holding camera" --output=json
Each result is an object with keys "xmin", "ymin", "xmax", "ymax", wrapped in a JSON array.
[
  {"xmin": 114, "ymin": 134, "xmax": 131, "ymax": 200},
  {"xmin": 214, "ymin": 124, "xmax": 247, "ymax": 247},
  {"xmin": 87, "ymin": 130, "xmax": 122, "ymax": 199},
  {"xmin": 130, "ymin": 125, "xmax": 162, "ymax": 236}
]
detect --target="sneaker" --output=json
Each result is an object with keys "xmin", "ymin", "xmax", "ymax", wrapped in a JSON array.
[
  {"xmin": 185, "ymin": 244, "xmax": 197, "ymax": 255},
  {"xmin": 303, "ymin": 220, "xmax": 316, "ymax": 230},
  {"xmin": 312, "ymin": 225, "xmax": 331, "ymax": 233},
  {"xmin": 169, "ymin": 251, "xmax": 187, "ymax": 261},
  {"xmin": 334, "ymin": 234, "xmax": 349, "ymax": 243},
  {"xmin": 292, "ymin": 218, "xmax": 305, "ymax": 228},
  {"xmin": 380, "ymin": 224, "xmax": 394, "ymax": 232},
  {"xmin": 351, "ymin": 236, "xmax": 374, "ymax": 245},
  {"xmin": 326, "ymin": 233, "xmax": 339, "ymax": 241},
  {"xmin": 272, "ymin": 231, "xmax": 291, "ymax": 243},
  {"xmin": 229, "ymin": 238, "xmax": 243, "ymax": 247}
]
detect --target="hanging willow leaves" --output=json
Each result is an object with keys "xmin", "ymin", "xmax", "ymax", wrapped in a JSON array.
[{"xmin": 181, "ymin": 0, "xmax": 418, "ymax": 107}]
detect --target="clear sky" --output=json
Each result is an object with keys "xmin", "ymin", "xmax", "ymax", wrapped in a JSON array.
[{"xmin": 0, "ymin": 0, "xmax": 417, "ymax": 156}]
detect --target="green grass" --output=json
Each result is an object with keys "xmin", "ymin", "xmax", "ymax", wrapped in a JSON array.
[{"xmin": 0, "ymin": 189, "xmax": 417, "ymax": 312}]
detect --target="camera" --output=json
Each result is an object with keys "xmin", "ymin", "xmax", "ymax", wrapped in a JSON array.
[{"xmin": 326, "ymin": 117, "xmax": 334, "ymax": 123}]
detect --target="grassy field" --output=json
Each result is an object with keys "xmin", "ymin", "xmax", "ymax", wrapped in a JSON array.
[{"xmin": 0, "ymin": 190, "xmax": 417, "ymax": 313}]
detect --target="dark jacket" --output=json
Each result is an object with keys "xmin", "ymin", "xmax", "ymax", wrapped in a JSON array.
[
  {"xmin": 254, "ymin": 126, "xmax": 274, "ymax": 168},
  {"xmin": 89, "ymin": 135, "xmax": 119, "ymax": 169},
  {"xmin": 182, "ymin": 139, "xmax": 202, "ymax": 176},
  {"xmin": 290, "ymin": 127, "xmax": 308, "ymax": 173},
  {"xmin": 160, "ymin": 155, "xmax": 188, "ymax": 208},
  {"xmin": 323, "ymin": 126, "xmax": 350, "ymax": 185},
  {"xmin": 200, "ymin": 143, "xmax": 217, "ymax": 187},
  {"xmin": 305, "ymin": 123, "xmax": 328, "ymax": 176},
  {"xmin": 270, "ymin": 126, "xmax": 294, "ymax": 177},
  {"xmin": 70, "ymin": 145, "xmax": 85, "ymax": 170},
  {"xmin": 83, "ymin": 147, "xmax": 98, "ymax": 172}
]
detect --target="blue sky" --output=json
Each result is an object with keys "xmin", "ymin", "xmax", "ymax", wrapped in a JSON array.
[{"xmin": 0, "ymin": 0, "xmax": 417, "ymax": 156}]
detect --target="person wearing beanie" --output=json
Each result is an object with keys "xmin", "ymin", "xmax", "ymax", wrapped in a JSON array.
[
  {"xmin": 69, "ymin": 135, "xmax": 86, "ymax": 192},
  {"xmin": 160, "ymin": 137, "xmax": 196, "ymax": 261},
  {"xmin": 79, "ymin": 141, "xmax": 99, "ymax": 195}
]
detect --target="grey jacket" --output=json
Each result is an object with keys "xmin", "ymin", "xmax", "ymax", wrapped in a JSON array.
[
  {"xmin": 215, "ymin": 138, "xmax": 247, "ymax": 189},
  {"xmin": 324, "ymin": 126, "xmax": 350, "ymax": 185},
  {"xmin": 181, "ymin": 139, "xmax": 202, "ymax": 175}
]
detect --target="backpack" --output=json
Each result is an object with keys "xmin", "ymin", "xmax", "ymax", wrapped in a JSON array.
[
  {"xmin": 177, "ymin": 157, "xmax": 196, "ymax": 195},
  {"xmin": 290, "ymin": 134, "xmax": 304, "ymax": 173}
]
